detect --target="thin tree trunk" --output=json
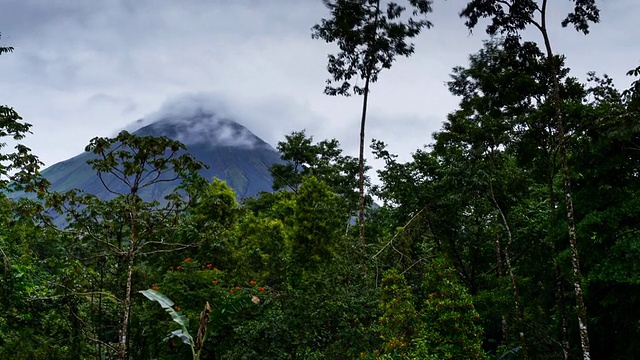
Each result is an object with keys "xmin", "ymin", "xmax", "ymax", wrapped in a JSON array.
[
  {"xmin": 495, "ymin": 235, "xmax": 510, "ymax": 345},
  {"xmin": 549, "ymin": 140, "xmax": 571, "ymax": 358},
  {"xmin": 118, "ymin": 201, "xmax": 139, "ymax": 360},
  {"xmin": 539, "ymin": 1, "xmax": 591, "ymax": 358},
  {"xmin": 118, "ymin": 251, "xmax": 135, "ymax": 360},
  {"xmin": 358, "ymin": 73, "xmax": 370, "ymax": 246},
  {"xmin": 357, "ymin": 0, "xmax": 381, "ymax": 247},
  {"xmin": 99, "ymin": 260, "xmax": 104, "ymax": 359},
  {"xmin": 557, "ymin": 266, "xmax": 571, "ymax": 360},
  {"xmin": 550, "ymin": 169, "xmax": 571, "ymax": 359},
  {"xmin": 489, "ymin": 181, "xmax": 529, "ymax": 359},
  {"xmin": 495, "ymin": 234, "xmax": 504, "ymax": 277}
]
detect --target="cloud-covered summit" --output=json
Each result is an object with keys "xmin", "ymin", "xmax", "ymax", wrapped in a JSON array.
[{"xmin": 123, "ymin": 94, "xmax": 270, "ymax": 149}]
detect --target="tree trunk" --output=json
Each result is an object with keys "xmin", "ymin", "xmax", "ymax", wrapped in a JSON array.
[
  {"xmin": 556, "ymin": 266, "xmax": 571, "ymax": 360},
  {"xmin": 358, "ymin": 73, "xmax": 370, "ymax": 247},
  {"xmin": 357, "ymin": 0, "xmax": 381, "ymax": 247},
  {"xmin": 489, "ymin": 181, "xmax": 529, "ymax": 359},
  {"xmin": 495, "ymin": 235, "xmax": 510, "ymax": 345},
  {"xmin": 118, "ymin": 251, "xmax": 135, "ymax": 360},
  {"xmin": 118, "ymin": 203, "xmax": 139, "ymax": 360},
  {"xmin": 539, "ymin": 1, "xmax": 591, "ymax": 358}
]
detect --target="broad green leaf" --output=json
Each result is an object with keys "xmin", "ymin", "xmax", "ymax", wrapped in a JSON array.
[{"xmin": 140, "ymin": 289, "xmax": 193, "ymax": 344}]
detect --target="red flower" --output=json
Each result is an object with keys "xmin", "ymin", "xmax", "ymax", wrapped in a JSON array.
[
  {"xmin": 152, "ymin": 284, "xmax": 159, "ymax": 291},
  {"xmin": 258, "ymin": 287, "xmax": 265, "ymax": 292},
  {"xmin": 177, "ymin": 266, "xmax": 182, "ymax": 270},
  {"xmin": 229, "ymin": 289, "xmax": 234, "ymax": 294},
  {"xmin": 173, "ymin": 305, "xmax": 180, "ymax": 311},
  {"xmin": 206, "ymin": 263, "xmax": 213, "ymax": 268},
  {"xmin": 212, "ymin": 280, "xmax": 219, "ymax": 285},
  {"xmin": 184, "ymin": 257, "xmax": 192, "ymax": 263},
  {"xmin": 249, "ymin": 280, "xmax": 256, "ymax": 286}
]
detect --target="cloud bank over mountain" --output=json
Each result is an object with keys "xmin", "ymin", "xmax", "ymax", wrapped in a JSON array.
[
  {"xmin": 1, "ymin": 1, "xmax": 638, "ymax": 170},
  {"xmin": 122, "ymin": 93, "xmax": 267, "ymax": 149}
]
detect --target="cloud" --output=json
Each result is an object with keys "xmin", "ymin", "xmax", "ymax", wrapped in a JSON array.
[
  {"xmin": 125, "ymin": 93, "xmax": 263, "ymax": 148},
  {"xmin": 0, "ymin": 0, "xmax": 638, "ymax": 172}
]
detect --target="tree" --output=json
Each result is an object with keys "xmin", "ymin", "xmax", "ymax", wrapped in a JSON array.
[
  {"xmin": 47, "ymin": 131, "xmax": 206, "ymax": 360},
  {"xmin": 0, "ymin": 33, "xmax": 74, "ymax": 358},
  {"xmin": 377, "ymin": 269, "xmax": 420, "ymax": 358},
  {"xmin": 270, "ymin": 130, "xmax": 362, "ymax": 209},
  {"xmin": 312, "ymin": 0, "xmax": 433, "ymax": 244},
  {"xmin": 436, "ymin": 39, "xmax": 558, "ymax": 356},
  {"xmin": 213, "ymin": 176, "xmax": 380, "ymax": 359},
  {"xmin": 376, "ymin": 261, "xmax": 487, "ymax": 359},
  {"xmin": 561, "ymin": 72, "xmax": 640, "ymax": 359},
  {"xmin": 0, "ymin": 106, "xmax": 49, "ymax": 194},
  {"xmin": 1, "ymin": 33, "xmax": 48, "ymax": 194},
  {"xmin": 372, "ymin": 37, "xmax": 601, "ymax": 356},
  {"xmin": 459, "ymin": 2, "xmax": 600, "ymax": 358}
]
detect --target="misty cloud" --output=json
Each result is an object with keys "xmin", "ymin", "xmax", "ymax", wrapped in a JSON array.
[{"xmin": 124, "ymin": 93, "xmax": 269, "ymax": 149}]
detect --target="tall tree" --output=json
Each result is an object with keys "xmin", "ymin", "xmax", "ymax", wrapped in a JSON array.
[
  {"xmin": 312, "ymin": 0, "xmax": 433, "ymax": 244},
  {"xmin": 48, "ymin": 131, "xmax": 205, "ymax": 360},
  {"xmin": 459, "ymin": 2, "xmax": 599, "ymax": 358},
  {"xmin": 269, "ymin": 130, "xmax": 363, "ymax": 226}
]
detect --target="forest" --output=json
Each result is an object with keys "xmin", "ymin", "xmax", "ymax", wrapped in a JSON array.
[{"xmin": 1, "ymin": 0, "xmax": 640, "ymax": 359}]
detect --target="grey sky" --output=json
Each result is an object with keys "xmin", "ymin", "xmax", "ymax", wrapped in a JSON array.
[{"xmin": 1, "ymin": 0, "xmax": 639, "ymax": 172}]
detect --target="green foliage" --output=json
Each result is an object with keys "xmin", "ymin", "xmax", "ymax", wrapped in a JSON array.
[
  {"xmin": 460, "ymin": 0, "xmax": 599, "ymax": 36},
  {"xmin": 140, "ymin": 289, "xmax": 195, "ymax": 346},
  {"xmin": 5, "ymin": 10, "xmax": 640, "ymax": 359},
  {"xmin": 270, "ymin": 130, "xmax": 363, "ymax": 210},
  {"xmin": 0, "ymin": 105, "xmax": 48, "ymax": 194},
  {"xmin": 43, "ymin": 131, "xmax": 209, "ymax": 359},
  {"xmin": 313, "ymin": 0, "xmax": 434, "ymax": 244},
  {"xmin": 378, "ymin": 269, "xmax": 420, "ymax": 358},
  {"xmin": 84, "ymin": 130, "xmax": 206, "ymax": 197},
  {"xmin": 289, "ymin": 177, "xmax": 344, "ymax": 274},
  {"xmin": 376, "ymin": 262, "xmax": 487, "ymax": 360},
  {"xmin": 139, "ymin": 287, "xmax": 256, "ymax": 360},
  {"xmin": 312, "ymin": 0, "xmax": 433, "ymax": 96},
  {"xmin": 413, "ymin": 258, "xmax": 487, "ymax": 359},
  {"xmin": 191, "ymin": 178, "xmax": 239, "ymax": 229}
]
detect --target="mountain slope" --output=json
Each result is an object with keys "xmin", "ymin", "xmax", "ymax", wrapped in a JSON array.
[{"xmin": 38, "ymin": 110, "xmax": 282, "ymax": 201}]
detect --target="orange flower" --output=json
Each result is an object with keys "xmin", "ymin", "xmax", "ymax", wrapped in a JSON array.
[
  {"xmin": 212, "ymin": 280, "xmax": 219, "ymax": 285},
  {"xmin": 213, "ymin": 267, "xmax": 219, "ymax": 272},
  {"xmin": 184, "ymin": 257, "xmax": 192, "ymax": 263},
  {"xmin": 152, "ymin": 284, "xmax": 159, "ymax": 291},
  {"xmin": 235, "ymin": 286, "xmax": 241, "ymax": 290},
  {"xmin": 258, "ymin": 287, "xmax": 265, "ymax": 292},
  {"xmin": 206, "ymin": 263, "xmax": 213, "ymax": 268},
  {"xmin": 177, "ymin": 266, "xmax": 182, "ymax": 270},
  {"xmin": 229, "ymin": 289, "xmax": 234, "ymax": 294},
  {"xmin": 249, "ymin": 280, "xmax": 256, "ymax": 286}
]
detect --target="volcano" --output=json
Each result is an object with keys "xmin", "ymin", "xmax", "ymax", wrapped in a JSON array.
[{"xmin": 38, "ymin": 109, "xmax": 282, "ymax": 201}]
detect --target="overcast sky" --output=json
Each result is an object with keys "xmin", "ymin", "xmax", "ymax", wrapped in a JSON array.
[{"xmin": 1, "ymin": 0, "xmax": 639, "ymax": 172}]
